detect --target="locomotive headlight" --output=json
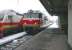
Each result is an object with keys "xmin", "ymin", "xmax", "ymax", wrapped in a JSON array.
[
  {"xmin": 24, "ymin": 22, "xmax": 27, "ymax": 24},
  {"xmin": 35, "ymin": 22, "xmax": 37, "ymax": 24}
]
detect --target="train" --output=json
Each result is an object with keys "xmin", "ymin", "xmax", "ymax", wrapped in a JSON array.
[
  {"xmin": 0, "ymin": 10, "xmax": 23, "ymax": 38},
  {"xmin": 22, "ymin": 10, "xmax": 43, "ymax": 32},
  {"xmin": 0, "ymin": 10, "xmax": 43, "ymax": 38}
]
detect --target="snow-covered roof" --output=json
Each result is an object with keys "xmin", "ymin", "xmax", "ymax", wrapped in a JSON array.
[{"xmin": 0, "ymin": 9, "xmax": 22, "ymax": 16}]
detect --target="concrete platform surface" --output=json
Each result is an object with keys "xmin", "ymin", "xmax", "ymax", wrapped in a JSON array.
[{"xmin": 15, "ymin": 28, "xmax": 70, "ymax": 50}]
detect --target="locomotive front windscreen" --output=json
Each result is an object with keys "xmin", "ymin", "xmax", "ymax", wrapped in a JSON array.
[
  {"xmin": 31, "ymin": 13, "xmax": 39, "ymax": 18},
  {"xmin": 24, "ymin": 13, "xmax": 41, "ymax": 18}
]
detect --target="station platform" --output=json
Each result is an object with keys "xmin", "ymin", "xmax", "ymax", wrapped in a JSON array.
[{"xmin": 15, "ymin": 28, "xmax": 70, "ymax": 50}]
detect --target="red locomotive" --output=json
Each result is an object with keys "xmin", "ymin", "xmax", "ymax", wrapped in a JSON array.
[{"xmin": 21, "ymin": 10, "xmax": 42, "ymax": 31}]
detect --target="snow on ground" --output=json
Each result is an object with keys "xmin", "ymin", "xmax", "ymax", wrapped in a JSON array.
[{"xmin": 0, "ymin": 32, "xmax": 27, "ymax": 45}]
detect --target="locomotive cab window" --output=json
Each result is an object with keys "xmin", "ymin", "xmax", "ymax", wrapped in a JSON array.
[
  {"xmin": 0, "ymin": 16, "xmax": 4, "ymax": 21},
  {"xmin": 24, "ymin": 13, "xmax": 39, "ymax": 18},
  {"xmin": 24, "ymin": 13, "xmax": 30, "ymax": 18},
  {"xmin": 31, "ymin": 13, "xmax": 39, "ymax": 18}
]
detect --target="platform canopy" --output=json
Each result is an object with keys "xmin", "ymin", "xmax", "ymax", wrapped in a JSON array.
[{"xmin": 40, "ymin": 0, "xmax": 68, "ymax": 16}]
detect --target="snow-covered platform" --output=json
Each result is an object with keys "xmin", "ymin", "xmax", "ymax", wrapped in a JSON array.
[{"xmin": 0, "ymin": 32, "xmax": 27, "ymax": 45}]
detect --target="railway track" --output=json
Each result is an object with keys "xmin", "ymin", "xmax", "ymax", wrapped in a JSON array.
[{"xmin": 0, "ymin": 27, "xmax": 46, "ymax": 50}]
